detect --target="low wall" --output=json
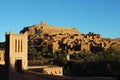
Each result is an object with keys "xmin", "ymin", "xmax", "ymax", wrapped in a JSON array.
[{"xmin": 28, "ymin": 65, "xmax": 63, "ymax": 76}]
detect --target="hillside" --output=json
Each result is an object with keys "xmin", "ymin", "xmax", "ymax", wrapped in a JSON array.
[
  {"xmin": 20, "ymin": 21, "xmax": 82, "ymax": 39},
  {"xmin": 20, "ymin": 21, "xmax": 119, "ymax": 54}
]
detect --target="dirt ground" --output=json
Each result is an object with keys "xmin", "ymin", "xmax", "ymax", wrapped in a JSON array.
[{"xmin": 75, "ymin": 77, "xmax": 117, "ymax": 80}]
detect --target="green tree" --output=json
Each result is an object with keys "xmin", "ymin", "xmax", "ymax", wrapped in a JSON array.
[
  {"xmin": 53, "ymin": 50, "xmax": 67, "ymax": 66},
  {"xmin": 28, "ymin": 48, "xmax": 42, "ymax": 60},
  {"xmin": 41, "ymin": 47, "xmax": 48, "ymax": 56}
]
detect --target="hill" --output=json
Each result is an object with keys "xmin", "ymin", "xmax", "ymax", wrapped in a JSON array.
[{"xmin": 20, "ymin": 21, "xmax": 119, "ymax": 54}]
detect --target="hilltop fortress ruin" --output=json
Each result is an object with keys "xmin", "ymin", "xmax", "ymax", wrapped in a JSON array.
[{"xmin": 20, "ymin": 21, "xmax": 116, "ymax": 54}]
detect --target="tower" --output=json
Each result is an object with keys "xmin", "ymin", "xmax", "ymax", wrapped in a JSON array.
[{"xmin": 5, "ymin": 31, "xmax": 28, "ymax": 73}]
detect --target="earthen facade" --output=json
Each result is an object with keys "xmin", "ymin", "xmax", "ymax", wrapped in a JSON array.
[{"xmin": 5, "ymin": 32, "xmax": 28, "ymax": 72}]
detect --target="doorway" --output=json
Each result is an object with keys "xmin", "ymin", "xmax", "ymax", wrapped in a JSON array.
[{"xmin": 15, "ymin": 60, "xmax": 22, "ymax": 73}]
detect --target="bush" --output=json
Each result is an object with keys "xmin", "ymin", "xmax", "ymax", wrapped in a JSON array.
[
  {"xmin": 53, "ymin": 50, "xmax": 67, "ymax": 66},
  {"xmin": 28, "ymin": 48, "xmax": 42, "ymax": 60},
  {"xmin": 65, "ymin": 47, "xmax": 120, "ymax": 77}
]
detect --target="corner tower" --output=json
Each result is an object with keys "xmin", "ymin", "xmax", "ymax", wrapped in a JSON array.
[{"xmin": 5, "ymin": 31, "xmax": 28, "ymax": 72}]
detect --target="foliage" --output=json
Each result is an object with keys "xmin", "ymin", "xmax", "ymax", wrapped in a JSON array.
[
  {"xmin": 28, "ymin": 48, "xmax": 42, "ymax": 60},
  {"xmin": 28, "ymin": 47, "xmax": 54, "ymax": 65},
  {"xmin": 28, "ymin": 44, "xmax": 120, "ymax": 77},
  {"xmin": 53, "ymin": 50, "xmax": 67, "ymax": 66},
  {"xmin": 43, "ymin": 52, "xmax": 54, "ymax": 58},
  {"xmin": 41, "ymin": 47, "xmax": 48, "ymax": 53},
  {"xmin": 65, "ymin": 44, "xmax": 120, "ymax": 77}
]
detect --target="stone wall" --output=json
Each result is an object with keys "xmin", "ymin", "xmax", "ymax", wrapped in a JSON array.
[{"xmin": 28, "ymin": 65, "xmax": 63, "ymax": 76}]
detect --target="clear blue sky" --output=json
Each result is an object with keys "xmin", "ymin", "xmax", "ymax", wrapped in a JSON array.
[{"xmin": 0, "ymin": 0, "xmax": 120, "ymax": 42}]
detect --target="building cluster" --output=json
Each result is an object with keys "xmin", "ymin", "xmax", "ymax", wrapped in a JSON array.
[
  {"xmin": 21, "ymin": 22, "xmax": 114, "ymax": 54},
  {"xmin": 0, "ymin": 22, "xmax": 117, "ymax": 65}
]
